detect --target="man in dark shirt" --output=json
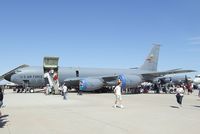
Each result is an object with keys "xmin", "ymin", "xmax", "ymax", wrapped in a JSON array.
[
  {"xmin": 0, "ymin": 87, "xmax": 3, "ymax": 106},
  {"xmin": 0, "ymin": 87, "xmax": 3, "ymax": 116}
]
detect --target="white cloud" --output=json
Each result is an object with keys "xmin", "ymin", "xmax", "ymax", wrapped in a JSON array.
[
  {"xmin": 188, "ymin": 36, "xmax": 200, "ymax": 45},
  {"xmin": 188, "ymin": 36, "xmax": 200, "ymax": 41},
  {"xmin": 185, "ymin": 48, "xmax": 200, "ymax": 52},
  {"xmin": 190, "ymin": 41, "xmax": 200, "ymax": 45}
]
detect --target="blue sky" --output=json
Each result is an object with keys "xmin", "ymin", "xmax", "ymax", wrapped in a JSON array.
[{"xmin": 0, "ymin": 0, "xmax": 200, "ymax": 78}]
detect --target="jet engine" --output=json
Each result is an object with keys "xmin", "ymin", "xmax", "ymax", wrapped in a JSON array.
[
  {"xmin": 153, "ymin": 75, "xmax": 188, "ymax": 85},
  {"xmin": 153, "ymin": 77, "xmax": 172, "ymax": 84},
  {"xmin": 118, "ymin": 74, "xmax": 142, "ymax": 90},
  {"xmin": 79, "ymin": 78, "xmax": 104, "ymax": 91}
]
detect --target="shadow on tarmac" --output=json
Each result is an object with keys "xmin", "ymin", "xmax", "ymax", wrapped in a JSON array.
[
  {"xmin": 170, "ymin": 106, "xmax": 179, "ymax": 109},
  {"xmin": 0, "ymin": 114, "xmax": 9, "ymax": 128},
  {"xmin": 192, "ymin": 105, "xmax": 200, "ymax": 108}
]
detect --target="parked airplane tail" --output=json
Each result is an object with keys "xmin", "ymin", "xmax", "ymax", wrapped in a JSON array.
[{"xmin": 140, "ymin": 44, "xmax": 160, "ymax": 71}]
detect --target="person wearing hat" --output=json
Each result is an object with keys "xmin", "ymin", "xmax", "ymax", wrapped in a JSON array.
[{"xmin": 113, "ymin": 79, "xmax": 124, "ymax": 108}]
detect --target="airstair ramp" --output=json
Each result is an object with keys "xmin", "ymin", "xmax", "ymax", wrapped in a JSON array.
[{"xmin": 43, "ymin": 57, "xmax": 60, "ymax": 95}]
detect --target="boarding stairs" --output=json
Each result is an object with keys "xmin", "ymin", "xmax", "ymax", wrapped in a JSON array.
[{"xmin": 43, "ymin": 57, "xmax": 60, "ymax": 94}]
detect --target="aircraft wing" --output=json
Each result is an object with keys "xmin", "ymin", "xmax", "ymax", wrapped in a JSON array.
[
  {"xmin": 64, "ymin": 75, "xmax": 118, "ymax": 87},
  {"xmin": 63, "ymin": 68, "xmax": 196, "ymax": 90},
  {"xmin": 101, "ymin": 75, "xmax": 118, "ymax": 81},
  {"xmin": 142, "ymin": 69, "xmax": 196, "ymax": 78},
  {"xmin": 64, "ymin": 75, "xmax": 118, "ymax": 82}
]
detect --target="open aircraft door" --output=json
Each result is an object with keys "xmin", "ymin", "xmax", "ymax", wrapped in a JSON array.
[{"xmin": 43, "ymin": 57, "xmax": 60, "ymax": 94}]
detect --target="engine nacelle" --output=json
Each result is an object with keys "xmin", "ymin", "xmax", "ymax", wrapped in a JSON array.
[
  {"xmin": 153, "ymin": 77, "xmax": 171, "ymax": 84},
  {"xmin": 118, "ymin": 74, "xmax": 142, "ymax": 90},
  {"xmin": 79, "ymin": 78, "xmax": 104, "ymax": 91},
  {"xmin": 153, "ymin": 76, "xmax": 188, "ymax": 85}
]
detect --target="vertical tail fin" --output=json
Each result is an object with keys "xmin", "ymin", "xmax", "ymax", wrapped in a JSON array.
[{"xmin": 140, "ymin": 44, "xmax": 160, "ymax": 71}]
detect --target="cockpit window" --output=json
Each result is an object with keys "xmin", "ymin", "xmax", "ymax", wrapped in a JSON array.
[{"xmin": 15, "ymin": 70, "xmax": 22, "ymax": 73}]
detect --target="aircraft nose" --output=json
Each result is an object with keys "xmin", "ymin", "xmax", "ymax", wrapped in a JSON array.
[{"xmin": 4, "ymin": 73, "xmax": 15, "ymax": 81}]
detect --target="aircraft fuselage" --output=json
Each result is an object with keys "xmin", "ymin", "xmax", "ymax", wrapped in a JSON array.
[{"xmin": 9, "ymin": 66, "xmax": 145, "ymax": 88}]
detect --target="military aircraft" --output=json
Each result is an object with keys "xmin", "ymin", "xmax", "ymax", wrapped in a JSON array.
[
  {"xmin": 193, "ymin": 74, "xmax": 200, "ymax": 84},
  {"xmin": 0, "ymin": 45, "xmax": 196, "ymax": 92},
  {"xmin": 192, "ymin": 74, "xmax": 200, "ymax": 89}
]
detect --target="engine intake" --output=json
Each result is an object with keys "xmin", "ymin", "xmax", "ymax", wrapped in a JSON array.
[
  {"xmin": 118, "ymin": 74, "xmax": 142, "ymax": 90},
  {"xmin": 79, "ymin": 78, "xmax": 104, "ymax": 91}
]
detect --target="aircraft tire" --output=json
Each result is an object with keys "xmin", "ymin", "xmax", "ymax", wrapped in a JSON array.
[{"xmin": 30, "ymin": 89, "xmax": 34, "ymax": 93}]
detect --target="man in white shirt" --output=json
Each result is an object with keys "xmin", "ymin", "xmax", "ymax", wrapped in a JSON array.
[
  {"xmin": 62, "ymin": 84, "xmax": 68, "ymax": 100},
  {"xmin": 176, "ymin": 85, "xmax": 184, "ymax": 107},
  {"xmin": 113, "ymin": 80, "xmax": 123, "ymax": 108}
]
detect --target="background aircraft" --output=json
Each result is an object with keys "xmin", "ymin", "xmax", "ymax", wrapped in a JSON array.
[
  {"xmin": 153, "ymin": 75, "xmax": 192, "ymax": 85},
  {"xmin": 193, "ymin": 74, "xmax": 200, "ymax": 89},
  {"xmin": 0, "ymin": 45, "xmax": 195, "ymax": 92}
]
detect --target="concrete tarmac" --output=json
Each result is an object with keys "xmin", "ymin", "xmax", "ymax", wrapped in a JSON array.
[{"xmin": 0, "ymin": 90, "xmax": 200, "ymax": 134}]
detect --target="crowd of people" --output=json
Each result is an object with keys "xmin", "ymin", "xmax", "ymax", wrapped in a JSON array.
[{"xmin": 123, "ymin": 80, "xmax": 195, "ymax": 95}]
